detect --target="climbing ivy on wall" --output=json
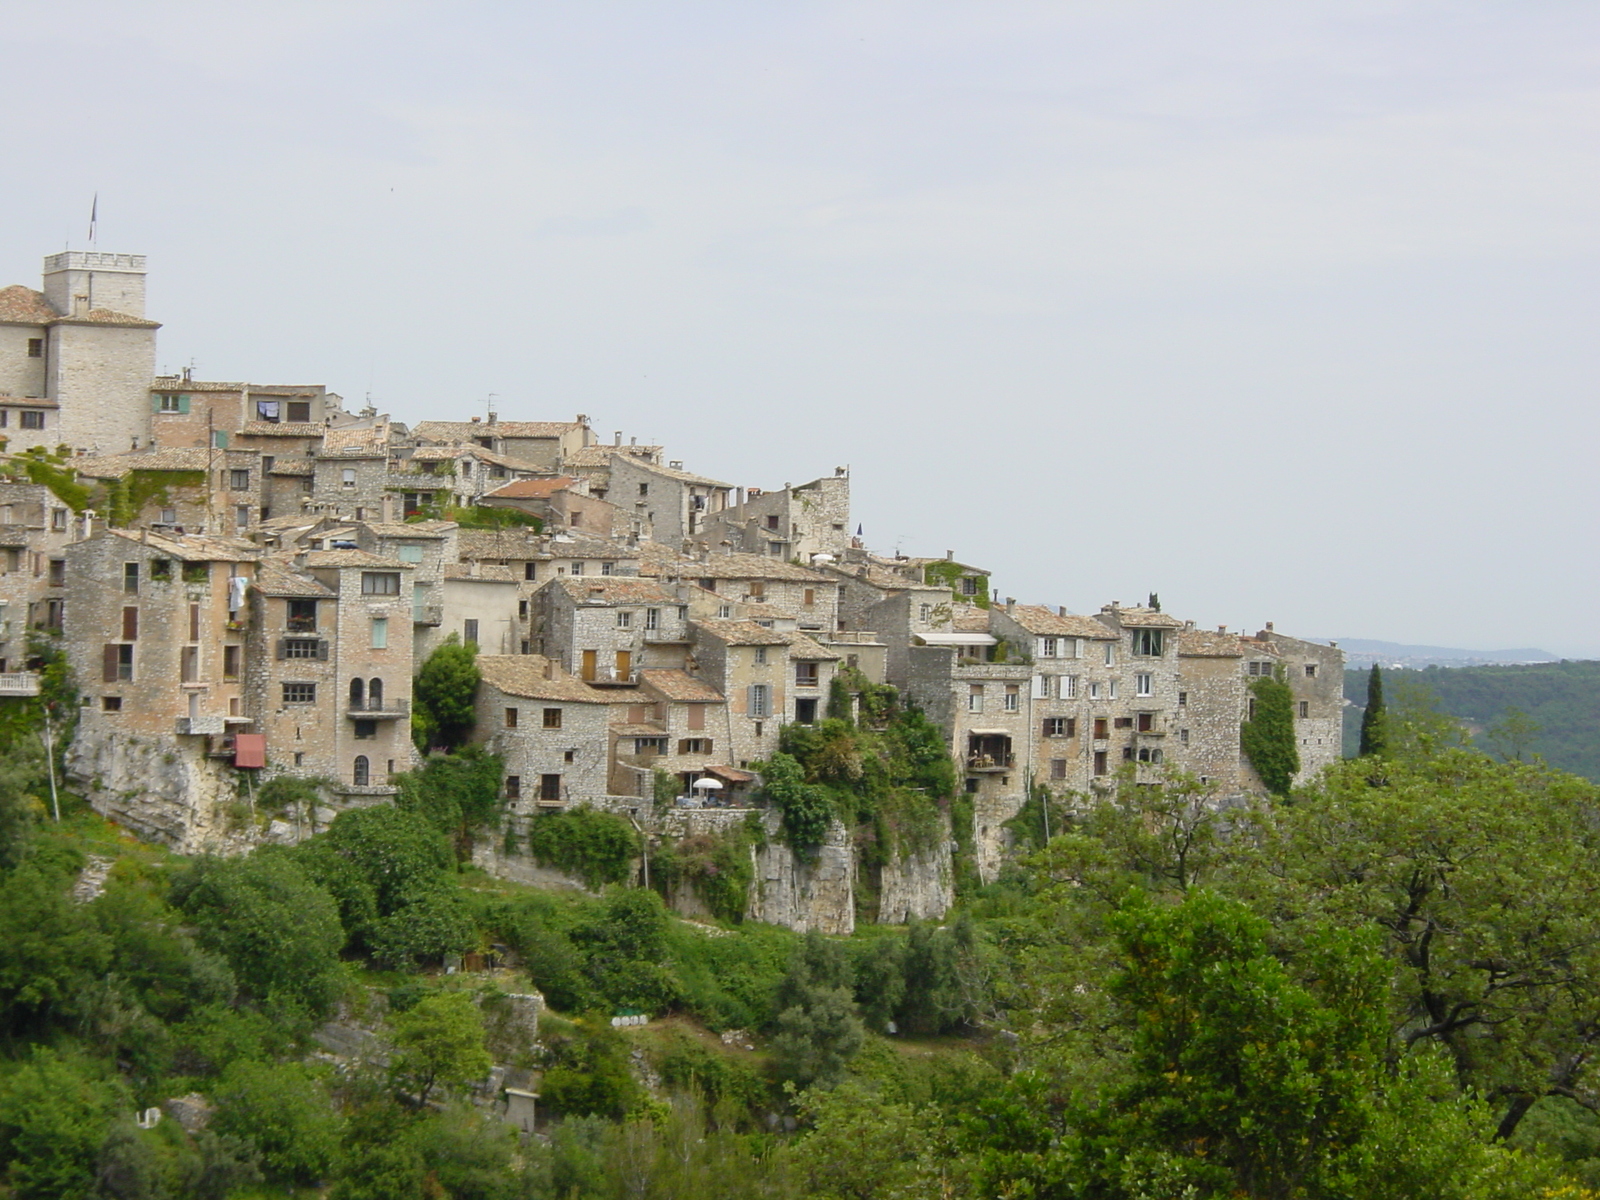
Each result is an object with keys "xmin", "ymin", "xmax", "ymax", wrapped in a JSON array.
[
  {"xmin": 105, "ymin": 469, "xmax": 206, "ymax": 527},
  {"xmin": 922, "ymin": 559, "xmax": 990, "ymax": 609},
  {"xmin": 1241, "ymin": 670, "xmax": 1301, "ymax": 796},
  {"xmin": 9, "ymin": 447, "xmax": 92, "ymax": 513}
]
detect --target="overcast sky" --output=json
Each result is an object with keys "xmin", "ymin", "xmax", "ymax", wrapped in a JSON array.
[{"xmin": 4, "ymin": 2, "xmax": 1596, "ymax": 653}]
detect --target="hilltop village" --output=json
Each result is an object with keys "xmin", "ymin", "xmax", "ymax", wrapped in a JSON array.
[{"xmin": 0, "ymin": 248, "xmax": 1343, "ymax": 930}]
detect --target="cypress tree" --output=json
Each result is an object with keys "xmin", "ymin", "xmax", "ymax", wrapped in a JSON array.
[
  {"xmin": 1359, "ymin": 665, "xmax": 1388, "ymax": 758},
  {"xmin": 1241, "ymin": 672, "xmax": 1300, "ymax": 796}
]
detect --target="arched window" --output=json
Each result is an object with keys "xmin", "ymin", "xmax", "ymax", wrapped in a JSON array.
[
  {"xmin": 349, "ymin": 678, "xmax": 364, "ymax": 708},
  {"xmin": 368, "ymin": 678, "xmax": 383, "ymax": 709},
  {"xmin": 353, "ymin": 756, "xmax": 369, "ymax": 786}
]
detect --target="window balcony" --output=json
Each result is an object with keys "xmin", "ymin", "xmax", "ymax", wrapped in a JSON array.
[
  {"xmin": 345, "ymin": 699, "xmax": 410, "ymax": 719},
  {"xmin": 412, "ymin": 605, "xmax": 443, "ymax": 626}
]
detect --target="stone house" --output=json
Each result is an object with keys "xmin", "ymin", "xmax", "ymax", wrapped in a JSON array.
[
  {"xmin": 351, "ymin": 519, "xmax": 459, "ymax": 660},
  {"xmin": 646, "ymin": 552, "xmax": 838, "ymax": 633},
  {"xmin": 560, "ymin": 439, "xmax": 662, "ymax": 498},
  {"xmin": 442, "ymin": 562, "xmax": 521, "ymax": 655},
  {"xmin": 1243, "ymin": 625, "xmax": 1346, "ymax": 786},
  {"xmin": 607, "ymin": 668, "xmax": 729, "ymax": 800},
  {"xmin": 412, "ymin": 416, "xmax": 594, "ymax": 473},
  {"xmin": 246, "ymin": 549, "xmax": 416, "ymax": 795},
  {"xmin": 606, "ymin": 454, "xmax": 733, "ymax": 547},
  {"xmin": 700, "ymin": 470, "xmax": 852, "ymax": 563},
  {"xmin": 1088, "ymin": 604, "xmax": 1189, "ymax": 789},
  {"xmin": 147, "ymin": 378, "xmax": 338, "ymax": 450},
  {"xmin": 0, "ymin": 252, "xmax": 160, "ymax": 457},
  {"xmin": 308, "ymin": 421, "xmax": 396, "ymax": 520},
  {"xmin": 473, "ymin": 655, "xmax": 613, "ymax": 807},
  {"xmin": 690, "ymin": 618, "xmax": 841, "ymax": 766},
  {"xmin": 1174, "ymin": 627, "xmax": 1250, "ymax": 791},
  {"xmin": 0, "ymin": 480, "xmax": 73, "ymax": 654},
  {"xmin": 480, "ymin": 475, "xmax": 633, "ymax": 539},
  {"xmin": 535, "ymin": 576, "xmax": 690, "ymax": 683}
]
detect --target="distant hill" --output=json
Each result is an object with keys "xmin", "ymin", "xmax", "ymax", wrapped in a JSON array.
[
  {"xmin": 1325, "ymin": 638, "xmax": 1561, "ymax": 669},
  {"xmin": 1343, "ymin": 660, "xmax": 1600, "ymax": 781}
]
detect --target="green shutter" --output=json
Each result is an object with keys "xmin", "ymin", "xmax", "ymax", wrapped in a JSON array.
[
  {"xmin": 213, "ymin": 431, "xmax": 228, "ymax": 448},
  {"xmin": 178, "ymin": 394, "xmax": 191, "ymax": 414},
  {"xmin": 151, "ymin": 394, "xmax": 163, "ymax": 413}
]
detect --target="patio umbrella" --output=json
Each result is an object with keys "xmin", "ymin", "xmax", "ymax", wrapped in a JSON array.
[{"xmin": 691, "ymin": 777, "xmax": 724, "ymax": 790}]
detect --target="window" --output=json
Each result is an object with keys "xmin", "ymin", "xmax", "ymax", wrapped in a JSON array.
[
  {"xmin": 960, "ymin": 577, "xmax": 978, "ymax": 596},
  {"xmin": 803, "ymin": 587, "xmax": 816, "ymax": 607},
  {"xmin": 150, "ymin": 559, "xmax": 171, "ymax": 582},
  {"xmin": 919, "ymin": 604, "xmax": 932, "ymax": 622},
  {"xmin": 1088, "ymin": 682, "xmax": 1102, "ymax": 701},
  {"xmin": 1104, "ymin": 642, "xmax": 1115, "ymax": 665},
  {"xmin": 1135, "ymin": 673, "xmax": 1153, "ymax": 697},
  {"xmin": 795, "ymin": 661, "xmax": 819, "ymax": 687},
  {"xmin": 397, "ymin": 545, "xmax": 423, "ymax": 563},
  {"xmin": 229, "ymin": 469, "xmax": 250, "ymax": 490},
  {"xmin": 1114, "ymin": 716, "xmax": 1134, "ymax": 730},
  {"xmin": 1044, "ymin": 717, "xmax": 1075, "ymax": 738},
  {"xmin": 505, "ymin": 775, "xmax": 521, "ymax": 800},
  {"xmin": 159, "ymin": 508, "xmax": 176, "ymax": 525},
  {"xmin": 794, "ymin": 698, "xmax": 818, "ymax": 724},
  {"xmin": 717, "ymin": 604, "xmax": 732, "ymax": 619},
  {"xmin": 524, "ymin": 562, "xmax": 537, "ymax": 581},
  {"xmin": 353, "ymin": 756, "xmax": 370, "ymax": 786},
  {"xmin": 634, "ymin": 738, "xmax": 667, "ymax": 755},
  {"xmin": 1299, "ymin": 700, "xmax": 1310, "ymax": 718},
  {"xmin": 747, "ymin": 580, "xmax": 765, "ymax": 600},
  {"xmin": 102, "ymin": 696, "xmax": 122, "ymax": 712},
  {"xmin": 463, "ymin": 619, "xmax": 479, "ymax": 645},
  {"xmin": 645, "ymin": 608, "xmax": 659, "ymax": 631},
  {"xmin": 768, "ymin": 541, "xmax": 784, "ymax": 557},
  {"xmin": 1248, "ymin": 661, "xmax": 1274, "ymax": 677},
  {"xmin": 0, "ymin": 410, "xmax": 6, "ymax": 427},
  {"xmin": 282, "ymin": 683, "xmax": 316, "ymax": 704},
  {"xmin": 570, "ymin": 562, "xmax": 584, "ymax": 577},
  {"xmin": 753, "ymin": 646, "xmax": 767, "ymax": 665},
  {"xmin": 341, "ymin": 468, "xmax": 356, "ymax": 488},
  {"xmin": 766, "ymin": 514, "xmax": 780, "ymax": 530},
  {"xmin": 1004, "ymin": 685, "xmax": 1020, "ymax": 711},
  {"xmin": 1137, "ymin": 747, "xmax": 1164, "ymax": 764},
  {"xmin": 1137, "ymin": 712, "xmax": 1155, "ymax": 732},
  {"xmin": 183, "ymin": 561, "xmax": 209, "ymax": 584},
  {"xmin": 1178, "ymin": 690, "xmax": 1188, "ymax": 707},
  {"xmin": 102, "ymin": 644, "xmax": 134, "ymax": 682},
  {"xmin": 1304, "ymin": 664, "xmax": 1318, "ymax": 678},
  {"xmin": 504, "ymin": 707, "xmax": 519, "ymax": 729},
  {"xmin": 156, "ymin": 393, "xmax": 186, "ymax": 413},
  {"xmin": 1051, "ymin": 758, "xmax": 1067, "ymax": 780},
  {"xmin": 679, "ymin": 738, "xmax": 712, "ymax": 754},
  {"xmin": 287, "ymin": 599, "xmax": 317, "ymax": 632},
  {"xmin": 543, "ymin": 708, "xmax": 562, "ymax": 729},
  {"xmin": 48, "ymin": 559, "xmax": 64, "ymax": 586},
  {"xmin": 286, "ymin": 400, "xmax": 311, "ymax": 422},
  {"xmin": 1132, "ymin": 629, "xmax": 1164, "ymax": 656},
  {"xmin": 123, "ymin": 562, "xmax": 139, "ymax": 593},
  {"xmin": 282, "ymin": 638, "xmax": 323, "ymax": 659},
  {"xmin": 361, "ymin": 572, "xmax": 400, "ymax": 595},
  {"xmin": 600, "ymin": 561, "xmax": 614, "ymax": 576},
  {"xmin": 1063, "ymin": 675, "xmax": 1079, "ymax": 699},
  {"xmin": 1094, "ymin": 750, "xmax": 1109, "ymax": 776},
  {"xmin": 1041, "ymin": 637, "xmax": 1058, "ymax": 658},
  {"xmin": 353, "ymin": 719, "xmax": 377, "ymax": 739},
  {"xmin": 638, "ymin": 482, "xmax": 649, "ymax": 497},
  {"xmin": 748, "ymin": 684, "xmax": 771, "ymax": 718},
  {"xmin": 26, "ymin": 338, "xmax": 42, "ymax": 358},
  {"xmin": 371, "ymin": 617, "xmax": 388, "ymax": 648},
  {"xmin": 223, "ymin": 645, "xmax": 240, "ymax": 680},
  {"xmin": 968, "ymin": 684, "xmax": 983, "ymax": 713},
  {"xmin": 1093, "ymin": 718, "xmax": 1109, "ymax": 739},
  {"xmin": 540, "ymin": 774, "xmax": 562, "ymax": 801},
  {"xmin": 50, "ymin": 509, "xmax": 66, "ymax": 531},
  {"xmin": 1180, "ymin": 728, "xmax": 1190, "ymax": 745},
  {"xmin": 121, "ymin": 606, "xmax": 138, "ymax": 640},
  {"xmin": 1108, "ymin": 680, "xmax": 1119, "ymax": 700},
  {"xmin": 616, "ymin": 611, "xmax": 632, "ymax": 628},
  {"xmin": 20, "ymin": 411, "xmax": 44, "ymax": 430}
]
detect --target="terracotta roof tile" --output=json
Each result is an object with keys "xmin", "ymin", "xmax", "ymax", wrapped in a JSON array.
[
  {"xmin": 0, "ymin": 286, "xmax": 58, "ymax": 324},
  {"xmin": 693, "ymin": 618, "xmax": 790, "ymax": 646},
  {"xmin": 555, "ymin": 577, "xmax": 678, "ymax": 605},
  {"xmin": 1177, "ymin": 630, "xmax": 1245, "ymax": 657},
  {"xmin": 413, "ymin": 420, "xmax": 583, "ymax": 442},
  {"xmin": 565, "ymin": 444, "xmax": 661, "ymax": 467},
  {"xmin": 478, "ymin": 655, "xmax": 612, "ymax": 702},
  {"xmin": 444, "ymin": 564, "xmax": 518, "ymax": 582},
  {"xmin": 253, "ymin": 564, "xmax": 338, "ymax": 598},
  {"xmin": 240, "ymin": 422, "xmax": 325, "ymax": 437},
  {"xmin": 638, "ymin": 669, "xmax": 724, "ymax": 703},
  {"xmin": 1100, "ymin": 605, "xmax": 1186, "ymax": 629},
  {"xmin": 303, "ymin": 549, "xmax": 414, "ymax": 569},
  {"xmin": 655, "ymin": 551, "xmax": 828, "ymax": 584},
  {"xmin": 1003, "ymin": 604, "xmax": 1119, "ymax": 640},
  {"xmin": 484, "ymin": 475, "xmax": 578, "ymax": 500}
]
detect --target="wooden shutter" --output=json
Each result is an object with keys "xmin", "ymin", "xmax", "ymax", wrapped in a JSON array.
[
  {"xmin": 121, "ymin": 607, "xmax": 138, "ymax": 640},
  {"xmin": 102, "ymin": 644, "xmax": 119, "ymax": 683}
]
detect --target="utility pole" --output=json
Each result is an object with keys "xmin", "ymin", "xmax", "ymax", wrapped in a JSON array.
[{"xmin": 41, "ymin": 709, "xmax": 60, "ymax": 823}]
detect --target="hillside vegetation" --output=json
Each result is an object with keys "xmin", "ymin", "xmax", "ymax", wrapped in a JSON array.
[
  {"xmin": 9, "ymin": 681, "xmax": 1600, "ymax": 1195},
  {"xmin": 1344, "ymin": 660, "xmax": 1600, "ymax": 779}
]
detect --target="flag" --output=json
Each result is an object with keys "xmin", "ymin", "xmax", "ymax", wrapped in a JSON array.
[
  {"xmin": 87, "ymin": 194, "xmax": 97, "ymax": 244},
  {"xmin": 855, "ymin": 524, "xmax": 862, "ymax": 536}
]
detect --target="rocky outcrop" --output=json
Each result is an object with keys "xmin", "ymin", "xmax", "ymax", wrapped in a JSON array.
[
  {"xmin": 876, "ymin": 838, "xmax": 954, "ymax": 924},
  {"xmin": 746, "ymin": 810, "xmax": 855, "ymax": 935}
]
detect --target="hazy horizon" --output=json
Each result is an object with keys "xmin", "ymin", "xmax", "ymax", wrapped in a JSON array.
[{"xmin": 3, "ymin": 2, "xmax": 1594, "ymax": 653}]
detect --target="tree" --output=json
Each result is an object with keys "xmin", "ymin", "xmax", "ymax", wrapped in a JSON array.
[
  {"xmin": 210, "ymin": 1060, "xmax": 342, "ymax": 1186},
  {"xmin": 1265, "ymin": 751, "xmax": 1600, "ymax": 1139},
  {"xmin": 171, "ymin": 852, "xmax": 345, "ymax": 1019},
  {"xmin": 0, "ymin": 1048, "xmax": 126, "ymax": 1200},
  {"xmin": 1240, "ymin": 669, "xmax": 1300, "ymax": 795},
  {"xmin": 0, "ymin": 736, "xmax": 47, "ymax": 868},
  {"xmin": 413, "ymin": 634, "xmax": 480, "ymax": 751},
  {"xmin": 1359, "ymin": 664, "xmax": 1388, "ymax": 757},
  {"xmin": 1485, "ymin": 705, "xmax": 1542, "ymax": 763},
  {"xmin": 759, "ymin": 752, "xmax": 834, "ymax": 852},
  {"xmin": 390, "ymin": 991, "xmax": 492, "ymax": 1106},
  {"xmin": 770, "ymin": 930, "xmax": 864, "ymax": 1088},
  {"xmin": 0, "ymin": 860, "xmax": 112, "ymax": 1037}
]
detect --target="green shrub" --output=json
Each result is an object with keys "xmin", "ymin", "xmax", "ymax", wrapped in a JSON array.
[{"xmin": 523, "ymin": 807, "xmax": 638, "ymax": 889}]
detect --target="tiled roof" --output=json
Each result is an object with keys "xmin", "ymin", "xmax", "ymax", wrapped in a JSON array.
[
  {"xmin": 627, "ymin": 459, "xmax": 732, "ymax": 489},
  {"xmin": 468, "ymin": 447, "xmax": 545, "ymax": 473},
  {"xmin": 361, "ymin": 520, "xmax": 455, "ymax": 538},
  {"xmin": 564, "ymin": 444, "xmax": 662, "ymax": 467},
  {"xmin": 413, "ymin": 420, "xmax": 583, "ymax": 442},
  {"xmin": 555, "ymin": 576, "xmax": 678, "ymax": 605},
  {"xmin": 693, "ymin": 618, "xmax": 789, "ymax": 646},
  {"xmin": 108, "ymin": 528, "xmax": 260, "ymax": 562},
  {"xmin": 456, "ymin": 528, "xmax": 546, "ymax": 559},
  {"xmin": 659, "ymin": 552, "xmax": 828, "ymax": 584},
  {"xmin": 484, "ymin": 475, "xmax": 577, "ymax": 500},
  {"xmin": 444, "ymin": 564, "xmax": 518, "ymax": 582},
  {"xmin": 303, "ymin": 549, "xmax": 414, "ymax": 569},
  {"xmin": 638, "ymin": 669, "xmax": 723, "ymax": 703},
  {"xmin": 952, "ymin": 607, "xmax": 992, "ymax": 633},
  {"xmin": 1178, "ymin": 630, "xmax": 1245, "ymax": 657},
  {"xmin": 73, "ymin": 446, "xmax": 216, "ymax": 477},
  {"xmin": 902, "ymin": 556, "xmax": 989, "ymax": 576},
  {"xmin": 0, "ymin": 286, "xmax": 58, "ymax": 324},
  {"xmin": 1003, "ymin": 604, "xmax": 1119, "ymax": 640},
  {"xmin": 320, "ymin": 423, "xmax": 389, "ymax": 456},
  {"xmin": 266, "ymin": 460, "xmax": 315, "ymax": 475},
  {"xmin": 784, "ymin": 632, "xmax": 842, "ymax": 660},
  {"xmin": 61, "ymin": 308, "xmax": 160, "ymax": 328},
  {"xmin": 240, "ymin": 422, "xmax": 325, "ymax": 438},
  {"xmin": 1101, "ymin": 606, "xmax": 1186, "ymax": 630},
  {"xmin": 151, "ymin": 379, "xmax": 245, "ymax": 393},
  {"xmin": 408, "ymin": 447, "xmax": 464, "ymax": 462},
  {"xmin": 253, "ymin": 563, "xmax": 338, "ymax": 598},
  {"xmin": 477, "ymin": 655, "xmax": 610, "ymax": 702}
]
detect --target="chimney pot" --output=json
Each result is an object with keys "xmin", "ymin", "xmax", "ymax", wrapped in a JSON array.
[
  {"xmin": 1218, "ymin": 625, "xmax": 1227, "ymax": 634},
  {"xmin": 945, "ymin": 549, "xmax": 954, "ymax": 561}
]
